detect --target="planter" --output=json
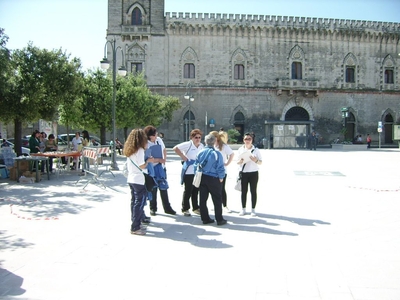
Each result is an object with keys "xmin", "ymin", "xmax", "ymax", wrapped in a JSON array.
[{"xmin": 331, "ymin": 144, "xmax": 367, "ymax": 151}]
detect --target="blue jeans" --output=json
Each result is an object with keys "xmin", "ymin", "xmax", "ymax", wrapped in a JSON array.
[{"xmin": 129, "ymin": 183, "xmax": 147, "ymax": 231}]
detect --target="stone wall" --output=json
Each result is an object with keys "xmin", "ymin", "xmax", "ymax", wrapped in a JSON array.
[{"xmin": 107, "ymin": 0, "xmax": 400, "ymax": 146}]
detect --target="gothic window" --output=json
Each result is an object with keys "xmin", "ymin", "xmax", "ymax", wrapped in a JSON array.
[
  {"xmin": 345, "ymin": 67, "xmax": 355, "ymax": 83},
  {"xmin": 132, "ymin": 62, "xmax": 143, "ymax": 74},
  {"xmin": 384, "ymin": 69, "xmax": 394, "ymax": 84},
  {"xmin": 234, "ymin": 64, "xmax": 245, "ymax": 80},
  {"xmin": 131, "ymin": 7, "xmax": 142, "ymax": 25},
  {"xmin": 184, "ymin": 63, "xmax": 195, "ymax": 78},
  {"xmin": 291, "ymin": 62, "xmax": 302, "ymax": 80}
]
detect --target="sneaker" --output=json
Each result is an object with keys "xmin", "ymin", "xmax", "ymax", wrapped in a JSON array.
[
  {"xmin": 224, "ymin": 206, "xmax": 232, "ymax": 213},
  {"xmin": 142, "ymin": 217, "xmax": 151, "ymax": 224},
  {"xmin": 131, "ymin": 228, "xmax": 146, "ymax": 235},
  {"xmin": 165, "ymin": 209, "xmax": 176, "ymax": 215},
  {"xmin": 239, "ymin": 209, "xmax": 246, "ymax": 216},
  {"xmin": 182, "ymin": 210, "xmax": 191, "ymax": 216},
  {"xmin": 150, "ymin": 210, "xmax": 156, "ymax": 216},
  {"xmin": 192, "ymin": 209, "xmax": 201, "ymax": 215},
  {"xmin": 251, "ymin": 209, "xmax": 257, "ymax": 217}
]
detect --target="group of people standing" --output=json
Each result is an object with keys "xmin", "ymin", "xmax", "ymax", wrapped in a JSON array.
[{"xmin": 125, "ymin": 126, "xmax": 262, "ymax": 236}]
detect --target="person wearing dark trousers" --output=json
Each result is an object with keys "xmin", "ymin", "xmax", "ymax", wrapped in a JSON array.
[
  {"xmin": 173, "ymin": 128, "xmax": 204, "ymax": 216},
  {"xmin": 309, "ymin": 131, "xmax": 317, "ymax": 150},
  {"xmin": 367, "ymin": 134, "xmax": 372, "ymax": 148},
  {"xmin": 194, "ymin": 134, "xmax": 227, "ymax": 226},
  {"xmin": 144, "ymin": 125, "xmax": 176, "ymax": 216},
  {"xmin": 237, "ymin": 132, "xmax": 262, "ymax": 217}
]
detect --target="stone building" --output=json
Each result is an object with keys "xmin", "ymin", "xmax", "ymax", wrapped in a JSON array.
[{"xmin": 107, "ymin": 0, "xmax": 400, "ymax": 147}]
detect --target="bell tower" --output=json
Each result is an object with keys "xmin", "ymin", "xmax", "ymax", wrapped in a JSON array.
[{"xmin": 107, "ymin": 0, "xmax": 165, "ymax": 38}]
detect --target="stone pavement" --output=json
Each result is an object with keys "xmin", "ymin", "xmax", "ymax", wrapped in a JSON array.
[{"xmin": 0, "ymin": 148, "xmax": 399, "ymax": 300}]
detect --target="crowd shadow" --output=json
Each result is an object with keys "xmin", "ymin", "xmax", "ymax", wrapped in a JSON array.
[
  {"xmin": 0, "ymin": 266, "xmax": 26, "ymax": 298},
  {"xmin": 256, "ymin": 213, "xmax": 331, "ymax": 226}
]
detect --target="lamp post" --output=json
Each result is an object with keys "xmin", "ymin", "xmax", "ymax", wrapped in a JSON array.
[
  {"xmin": 100, "ymin": 38, "xmax": 127, "ymax": 170},
  {"xmin": 184, "ymin": 83, "xmax": 194, "ymax": 140}
]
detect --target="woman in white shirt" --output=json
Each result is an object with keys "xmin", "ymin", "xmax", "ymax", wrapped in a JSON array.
[
  {"xmin": 237, "ymin": 132, "xmax": 262, "ymax": 216},
  {"xmin": 144, "ymin": 125, "xmax": 176, "ymax": 216},
  {"xmin": 173, "ymin": 129, "xmax": 204, "ymax": 216},
  {"xmin": 210, "ymin": 130, "xmax": 234, "ymax": 213},
  {"xmin": 124, "ymin": 128, "xmax": 154, "ymax": 235}
]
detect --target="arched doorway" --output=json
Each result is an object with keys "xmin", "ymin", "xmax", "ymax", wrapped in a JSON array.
[
  {"xmin": 384, "ymin": 114, "xmax": 394, "ymax": 144},
  {"xmin": 285, "ymin": 106, "xmax": 310, "ymax": 121},
  {"xmin": 183, "ymin": 110, "xmax": 195, "ymax": 141},
  {"xmin": 234, "ymin": 112, "xmax": 245, "ymax": 143},
  {"xmin": 345, "ymin": 112, "xmax": 355, "ymax": 141},
  {"xmin": 281, "ymin": 106, "xmax": 310, "ymax": 148}
]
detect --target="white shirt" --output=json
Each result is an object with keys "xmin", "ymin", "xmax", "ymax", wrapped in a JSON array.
[
  {"xmin": 216, "ymin": 143, "xmax": 234, "ymax": 173},
  {"xmin": 127, "ymin": 148, "xmax": 146, "ymax": 185},
  {"xmin": 237, "ymin": 145, "xmax": 262, "ymax": 173},
  {"xmin": 72, "ymin": 136, "xmax": 83, "ymax": 151},
  {"xmin": 175, "ymin": 140, "xmax": 204, "ymax": 174}
]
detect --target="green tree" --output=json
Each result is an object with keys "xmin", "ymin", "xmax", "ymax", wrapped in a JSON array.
[
  {"xmin": 80, "ymin": 69, "xmax": 112, "ymax": 144},
  {"xmin": 116, "ymin": 73, "xmax": 181, "ymax": 140},
  {"xmin": 0, "ymin": 42, "xmax": 83, "ymax": 155},
  {"xmin": 0, "ymin": 28, "xmax": 10, "ymax": 105}
]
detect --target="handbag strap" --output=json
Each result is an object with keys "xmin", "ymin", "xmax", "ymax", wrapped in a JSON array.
[
  {"xmin": 241, "ymin": 148, "xmax": 255, "ymax": 172},
  {"xmin": 128, "ymin": 157, "xmax": 144, "ymax": 174},
  {"xmin": 198, "ymin": 148, "xmax": 214, "ymax": 170}
]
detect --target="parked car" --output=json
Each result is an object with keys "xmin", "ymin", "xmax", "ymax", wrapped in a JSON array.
[
  {"xmin": 58, "ymin": 134, "xmax": 107, "ymax": 146},
  {"xmin": 1, "ymin": 140, "xmax": 30, "ymax": 156},
  {"xmin": 7, "ymin": 138, "xmax": 30, "ymax": 148}
]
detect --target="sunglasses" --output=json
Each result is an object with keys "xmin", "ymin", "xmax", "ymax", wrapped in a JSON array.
[
  {"xmin": 244, "ymin": 137, "xmax": 252, "ymax": 141},
  {"xmin": 194, "ymin": 136, "xmax": 202, "ymax": 139}
]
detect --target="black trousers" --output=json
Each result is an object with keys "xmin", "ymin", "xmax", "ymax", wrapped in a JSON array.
[
  {"xmin": 150, "ymin": 188, "xmax": 173, "ymax": 213},
  {"xmin": 241, "ymin": 171, "xmax": 259, "ymax": 209},
  {"xmin": 181, "ymin": 174, "xmax": 200, "ymax": 211},
  {"xmin": 199, "ymin": 174, "xmax": 223, "ymax": 222}
]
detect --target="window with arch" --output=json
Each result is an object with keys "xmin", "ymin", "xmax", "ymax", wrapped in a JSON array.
[
  {"xmin": 234, "ymin": 64, "xmax": 245, "ymax": 80},
  {"xmin": 291, "ymin": 62, "xmax": 302, "ymax": 80},
  {"xmin": 345, "ymin": 67, "xmax": 355, "ymax": 83},
  {"xmin": 131, "ymin": 7, "xmax": 142, "ymax": 25},
  {"xmin": 385, "ymin": 69, "xmax": 394, "ymax": 84},
  {"xmin": 184, "ymin": 63, "xmax": 195, "ymax": 79}
]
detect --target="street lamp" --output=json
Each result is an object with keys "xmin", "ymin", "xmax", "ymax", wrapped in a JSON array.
[
  {"xmin": 184, "ymin": 83, "xmax": 194, "ymax": 140},
  {"xmin": 100, "ymin": 38, "xmax": 127, "ymax": 170}
]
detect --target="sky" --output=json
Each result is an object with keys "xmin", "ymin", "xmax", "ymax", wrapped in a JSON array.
[{"xmin": 1, "ymin": 0, "xmax": 399, "ymax": 71}]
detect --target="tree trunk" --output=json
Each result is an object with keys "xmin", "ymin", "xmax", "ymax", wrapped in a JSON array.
[{"xmin": 14, "ymin": 118, "xmax": 23, "ymax": 156}]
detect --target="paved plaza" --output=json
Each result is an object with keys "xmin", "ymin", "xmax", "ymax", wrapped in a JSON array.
[{"xmin": 1, "ymin": 147, "xmax": 399, "ymax": 300}]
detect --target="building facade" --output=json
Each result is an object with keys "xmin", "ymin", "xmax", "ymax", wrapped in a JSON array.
[{"xmin": 107, "ymin": 0, "xmax": 400, "ymax": 147}]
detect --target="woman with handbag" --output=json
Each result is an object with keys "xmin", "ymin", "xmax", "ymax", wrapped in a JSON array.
[
  {"xmin": 173, "ymin": 129, "xmax": 204, "ymax": 216},
  {"xmin": 124, "ymin": 128, "xmax": 155, "ymax": 235},
  {"xmin": 210, "ymin": 130, "xmax": 234, "ymax": 213},
  {"xmin": 237, "ymin": 132, "xmax": 262, "ymax": 217}
]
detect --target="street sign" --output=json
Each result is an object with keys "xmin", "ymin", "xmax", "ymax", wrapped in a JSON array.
[
  {"xmin": 378, "ymin": 128, "xmax": 382, "ymax": 133},
  {"xmin": 378, "ymin": 121, "xmax": 382, "ymax": 128}
]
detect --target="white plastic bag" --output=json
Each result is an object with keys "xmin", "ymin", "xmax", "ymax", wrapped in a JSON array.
[{"xmin": 193, "ymin": 171, "xmax": 202, "ymax": 188}]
